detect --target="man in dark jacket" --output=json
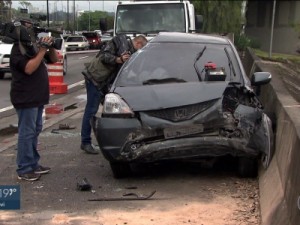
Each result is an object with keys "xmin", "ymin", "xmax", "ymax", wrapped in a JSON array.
[
  {"xmin": 10, "ymin": 19, "xmax": 58, "ymax": 181},
  {"xmin": 80, "ymin": 34, "xmax": 147, "ymax": 154}
]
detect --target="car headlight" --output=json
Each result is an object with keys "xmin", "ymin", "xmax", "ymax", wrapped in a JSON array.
[{"xmin": 103, "ymin": 93, "xmax": 134, "ymax": 116}]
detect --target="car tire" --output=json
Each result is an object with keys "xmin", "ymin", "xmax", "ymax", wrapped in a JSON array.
[
  {"xmin": 63, "ymin": 57, "xmax": 67, "ymax": 76},
  {"xmin": 237, "ymin": 157, "xmax": 258, "ymax": 178},
  {"xmin": 109, "ymin": 162, "xmax": 132, "ymax": 179},
  {"xmin": 0, "ymin": 72, "xmax": 5, "ymax": 79}
]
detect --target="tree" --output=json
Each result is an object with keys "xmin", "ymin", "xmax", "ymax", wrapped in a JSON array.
[
  {"xmin": 191, "ymin": 0, "xmax": 244, "ymax": 35},
  {"xmin": 19, "ymin": 0, "xmax": 31, "ymax": 9},
  {"xmin": 78, "ymin": 11, "xmax": 114, "ymax": 31},
  {"xmin": 0, "ymin": 0, "xmax": 12, "ymax": 22}
]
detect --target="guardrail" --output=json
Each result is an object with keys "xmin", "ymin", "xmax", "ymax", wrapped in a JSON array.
[{"xmin": 243, "ymin": 48, "xmax": 300, "ymax": 225}]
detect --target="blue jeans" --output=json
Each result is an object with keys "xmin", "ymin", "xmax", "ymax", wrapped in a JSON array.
[
  {"xmin": 16, "ymin": 106, "xmax": 44, "ymax": 175},
  {"xmin": 81, "ymin": 78, "xmax": 104, "ymax": 145}
]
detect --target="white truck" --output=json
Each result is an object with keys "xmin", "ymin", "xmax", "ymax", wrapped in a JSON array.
[{"xmin": 100, "ymin": 0, "xmax": 202, "ymax": 39}]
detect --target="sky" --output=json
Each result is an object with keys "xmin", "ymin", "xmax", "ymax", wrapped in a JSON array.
[{"xmin": 11, "ymin": 0, "xmax": 120, "ymax": 13}]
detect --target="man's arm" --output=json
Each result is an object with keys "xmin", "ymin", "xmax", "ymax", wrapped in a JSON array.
[
  {"xmin": 48, "ymin": 47, "xmax": 58, "ymax": 64},
  {"xmin": 102, "ymin": 40, "xmax": 130, "ymax": 65},
  {"xmin": 24, "ymin": 36, "xmax": 58, "ymax": 75},
  {"xmin": 24, "ymin": 47, "xmax": 48, "ymax": 75}
]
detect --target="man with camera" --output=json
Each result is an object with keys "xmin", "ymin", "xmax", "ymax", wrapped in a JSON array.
[
  {"xmin": 80, "ymin": 34, "xmax": 147, "ymax": 154},
  {"xmin": 10, "ymin": 19, "xmax": 58, "ymax": 181}
]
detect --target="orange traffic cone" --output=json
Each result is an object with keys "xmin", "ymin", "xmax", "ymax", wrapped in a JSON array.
[{"xmin": 47, "ymin": 51, "xmax": 67, "ymax": 94}]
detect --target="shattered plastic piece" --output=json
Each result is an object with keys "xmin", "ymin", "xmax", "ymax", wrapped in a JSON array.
[
  {"xmin": 58, "ymin": 123, "xmax": 76, "ymax": 130},
  {"xmin": 77, "ymin": 178, "xmax": 92, "ymax": 191}
]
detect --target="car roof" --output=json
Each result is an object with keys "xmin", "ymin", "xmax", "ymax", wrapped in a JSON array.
[{"xmin": 150, "ymin": 32, "xmax": 230, "ymax": 45}]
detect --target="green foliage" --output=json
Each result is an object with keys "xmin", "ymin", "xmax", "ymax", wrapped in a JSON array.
[
  {"xmin": 191, "ymin": 0, "xmax": 244, "ymax": 34},
  {"xmin": 234, "ymin": 34, "xmax": 261, "ymax": 51},
  {"xmin": 234, "ymin": 34, "xmax": 250, "ymax": 51},
  {"xmin": 290, "ymin": 22, "xmax": 300, "ymax": 36},
  {"xmin": 78, "ymin": 11, "xmax": 114, "ymax": 31}
]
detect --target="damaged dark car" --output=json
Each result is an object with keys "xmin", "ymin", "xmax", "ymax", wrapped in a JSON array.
[{"xmin": 92, "ymin": 32, "xmax": 274, "ymax": 178}]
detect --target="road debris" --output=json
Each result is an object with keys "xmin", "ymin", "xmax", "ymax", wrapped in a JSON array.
[
  {"xmin": 77, "ymin": 178, "xmax": 92, "ymax": 191},
  {"xmin": 88, "ymin": 190, "xmax": 156, "ymax": 201}
]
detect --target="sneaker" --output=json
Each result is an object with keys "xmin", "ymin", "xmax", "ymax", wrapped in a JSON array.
[
  {"xmin": 18, "ymin": 172, "xmax": 41, "ymax": 181},
  {"xmin": 80, "ymin": 144, "xmax": 99, "ymax": 154},
  {"xmin": 34, "ymin": 165, "xmax": 51, "ymax": 174}
]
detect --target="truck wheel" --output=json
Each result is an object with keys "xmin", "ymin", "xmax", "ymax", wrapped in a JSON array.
[
  {"xmin": 0, "ymin": 72, "xmax": 5, "ymax": 79},
  {"xmin": 109, "ymin": 162, "xmax": 132, "ymax": 179},
  {"xmin": 238, "ymin": 157, "xmax": 258, "ymax": 178}
]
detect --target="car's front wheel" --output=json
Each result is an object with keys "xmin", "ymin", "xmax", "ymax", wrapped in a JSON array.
[
  {"xmin": 109, "ymin": 162, "xmax": 132, "ymax": 179},
  {"xmin": 237, "ymin": 157, "xmax": 258, "ymax": 178},
  {"xmin": 0, "ymin": 72, "xmax": 5, "ymax": 79}
]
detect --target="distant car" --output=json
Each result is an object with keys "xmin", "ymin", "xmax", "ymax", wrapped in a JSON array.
[
  {"xmin": 65, "ymin": 35, "xmax": 89, "ymax": 51},
  {"xmin": 0, "ymin": 41, "xmax": 12, "ymax": 79},
  {"xmin": 82, "ymin": 31, "xmax": 101, "ymax": 49},
  {"xmin": 92, "ymin": 32, "xmax": 274, "ymax": 178}
]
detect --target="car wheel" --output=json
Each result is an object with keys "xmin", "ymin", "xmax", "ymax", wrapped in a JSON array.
[
  {"xmin": 63, "ymin": 57, "xmax": 67, "ymax": 76},
  {"xmin": 109, "ymin": 162, "xmax": 132, "ymax": 178},
  {"xmin": 238, "ymin": 157, "xmax": 258, "ymax": 178},
  {"xmin": 0, "ymin": 72, "xmax": 5, "ymax": 79}
]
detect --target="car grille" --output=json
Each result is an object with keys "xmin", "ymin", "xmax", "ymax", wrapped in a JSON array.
[{"xmin": 145, "ymin": 99, "xmax": 218, "ymax": 122}]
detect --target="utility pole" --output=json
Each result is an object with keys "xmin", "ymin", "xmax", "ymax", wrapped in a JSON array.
[
  {"xmin": 73, "ymin": 0, "xmax": 76, "ymax": 34},
  {"xmin": 67, "ymin": 0, "xmax": 69, "ymax": 32},
  {"xmin": 88, "ymin": 0, "xmax": 91, "ymax": 31},
  {"xmin": 47, "ymin": 0, "xmax": 49, "ymax": 27},
  {"xmin": 269, "ymin": 0, "xmax": 276, "ymax": 58}
]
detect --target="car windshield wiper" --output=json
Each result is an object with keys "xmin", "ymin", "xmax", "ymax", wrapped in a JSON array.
[
  {"xmin": 117, "ymin": 31, "xmax": 140, "ymax": 35},
  {"xmin": 193, "ymin": 46, "xmax": 207, "ymax": 81},
  {"xmin": 142, "ymin": 78, "xmax": 186, "ymax": 85},
  {"xmin": 144, "ymin": 30, "xmax": 169, "ymax": 35},
  {"xmin": 224, "ymin": 47, "xmax": 237, "ymax": 82}
]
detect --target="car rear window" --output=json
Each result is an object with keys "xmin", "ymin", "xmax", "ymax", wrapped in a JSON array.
[
  {"xmin": 82, "ymin": 33, "xmax": 98, "ymax": 38},
  {"xmin": 67, "ymin": 37, "xmax": 84, "ymax": 42}
]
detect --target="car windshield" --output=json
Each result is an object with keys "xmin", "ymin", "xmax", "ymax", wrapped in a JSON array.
[
  {"xmin": 115, "ymin": 43, "xmax": 243, "ymax": 86},
  {"xmin": 66, "ymin": 37, "xmax": 83, "ymax": 42}
]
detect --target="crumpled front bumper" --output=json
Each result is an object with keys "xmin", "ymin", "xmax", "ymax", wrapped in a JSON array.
[{"xmin": 92, "ymin": 104, "xmax": 270, "ymax": 163}]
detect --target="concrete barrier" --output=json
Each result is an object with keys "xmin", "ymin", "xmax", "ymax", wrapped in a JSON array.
[{"xmin": 243, "ymin": 48, "xmax": 300, "ymax": 225}]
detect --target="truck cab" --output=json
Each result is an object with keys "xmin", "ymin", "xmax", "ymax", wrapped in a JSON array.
[{"xmin": 101, "ymin": 0, "xmax": 202, "ymax": 39}]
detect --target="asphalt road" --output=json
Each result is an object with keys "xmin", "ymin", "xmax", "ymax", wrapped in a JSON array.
[{"xmin": 0, "ymin": 84, "xmax": 261, "ymax": 225}]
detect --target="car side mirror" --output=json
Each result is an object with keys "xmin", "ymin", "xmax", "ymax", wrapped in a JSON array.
[
  {"xmin": 251, "ymin": 72, "xmax": 272, "ymax": 86},
  {"xmin": 100, "ymin": 18, "xmax": 108, "ymax": 32},
  {"xmin": 195, "ymin": 15, "xmax": 203, "ymax": 32}
]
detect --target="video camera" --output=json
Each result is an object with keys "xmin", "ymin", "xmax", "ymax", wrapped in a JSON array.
[{"xmin": 0, "ymin": 19, "xmax": 63, "ymax": 50}]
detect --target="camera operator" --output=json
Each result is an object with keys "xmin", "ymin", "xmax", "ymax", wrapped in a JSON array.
[{"xmin": 10, "ymin": 19, "xmax": 58, "ymax": 181}]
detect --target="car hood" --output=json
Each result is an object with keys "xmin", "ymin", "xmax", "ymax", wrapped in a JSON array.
[{"xmin": 113, "ymin": 82, "xmax": 230, "ymax": 111}]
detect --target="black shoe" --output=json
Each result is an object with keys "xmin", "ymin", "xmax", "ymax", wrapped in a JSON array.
[
  {"xmin": 34, "ymin": 165, "xmax": 51, "ymax": 174},
  {"xmin": 80, "ymin": 144, "xmax": 99, "ymax": 154},
  {"xmin": 18, "ymin": 172, "xmax": 41, "ymax": 181}
]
